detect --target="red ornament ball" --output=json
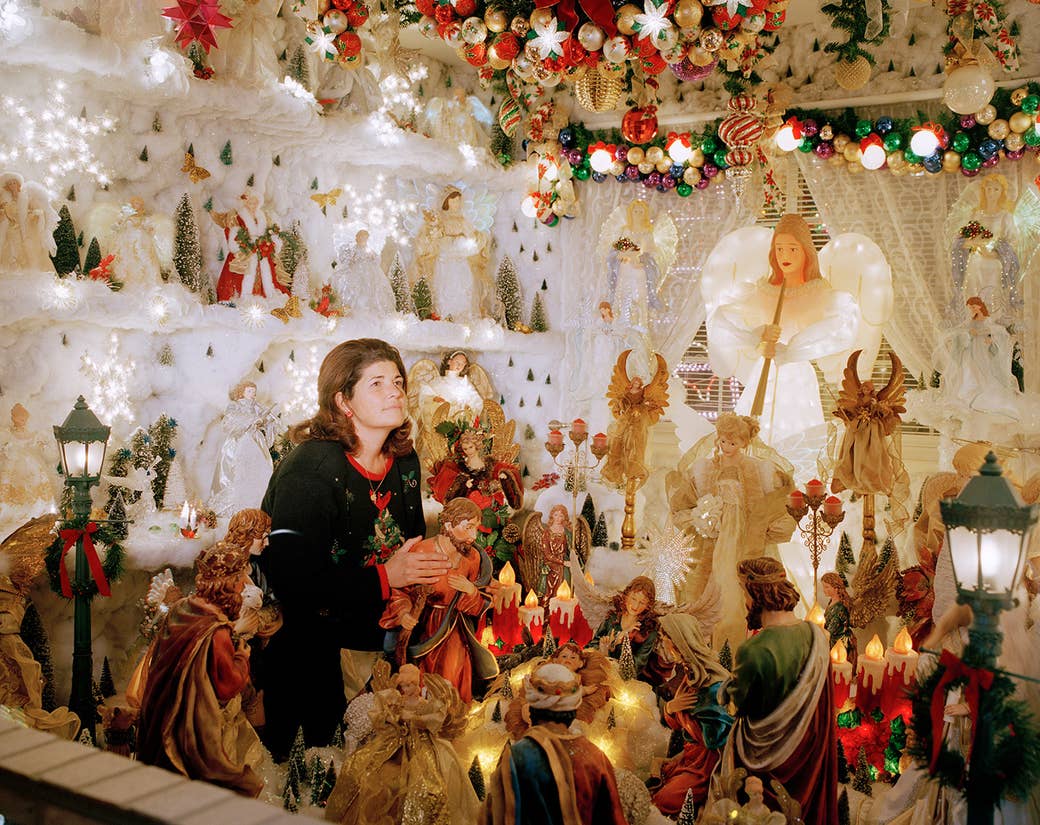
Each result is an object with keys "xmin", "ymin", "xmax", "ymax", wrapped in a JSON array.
[
  {"xmin": 622, "ymin": 105, "xmax": 659, "ymax": 145},
  {"xmin": 415, "ymin": 0, "xmax": 436, "ymax": 15},
  {"xmin": 336, "ymin": 30, "xmax": 362, "ymax": 56},
  {"xmin": 463, "ymin": 42, "xmax": 488, "ymax": 65},
  {"xmin": 640, "ymin": 50, "xmax": 667, "ymax": 74},
  {"xmin": 493, "ymin": 31, "xmax": 520, "ymax": 60},
  {"xmin": 452, "ymin": 0, "xmax": 477, "ymax": 17},
  {"xmin": 331, "ymin": 0, "xmax": 353, "ymax": 10},
  {"xmin": 712, "ymin": 7, "xmax": 742, "ymax": 30},
  {"xmin": 346, "ymin": 2, "xmax": 369, "ymax": 26},
  {"xmin": 434, "ymin": 5, "xmax": 455, "ymax": 24}
]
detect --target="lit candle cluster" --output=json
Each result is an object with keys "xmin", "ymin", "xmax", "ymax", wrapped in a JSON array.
[
  {"xmin": 490, "ymin": 562, "xmax": 523, "ymax": 652},
  {"xmin": 179, "ymin": 500, "xmax": 198, "ymax": 538}
]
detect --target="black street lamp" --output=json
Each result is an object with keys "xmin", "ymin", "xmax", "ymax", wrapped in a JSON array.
[
  {"xmin": 940, "ymin": 451, "xmax": 1037, "ymax": 825},
  {"xmin": 53, "ymin": 396, "xmax": 110, "ymax": 737}
]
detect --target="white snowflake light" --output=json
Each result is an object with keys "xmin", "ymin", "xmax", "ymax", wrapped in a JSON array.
[
  {"xmin": 634, "ymin": 524, "xmax": 695, "ymax": 604},
  {"xmin": 0, "ymin": 81, "xmax": 116, "ymax": 194},
  {"xmin": 337, "ymin": 173, "xmax": 418, "ymax": 247},
  {"xmin": 40, "ymin": 276, "xmax": 80, "ymax": 311},
  {"xmin": 80, "ymin": 332, "xmax": 136, "ymax": 429},
  {"xmin": 239, "ymin": 301, "xmax": 268, "ymax": 329},
  {"xmin": 284, "ymin": 345, "xmax": 321, "ymax": 419},
  {"xmin": 149, "ymin": 293, "xmax": 170, "ymax": 324}
]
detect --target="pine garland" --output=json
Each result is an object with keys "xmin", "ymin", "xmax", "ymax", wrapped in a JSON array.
[
  {"xmin": 821, "ymin": 0, "xmax": 892, "ymax": 65},
  {"xmin": 44, "ymin": 515, "xmax": 126, "ymax": 599}
]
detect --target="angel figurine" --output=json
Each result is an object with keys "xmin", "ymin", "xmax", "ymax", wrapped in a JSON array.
[
  {"xmin": 666, "ymin": 412, "xmax": 795, "ymax": 648},
  {"xmin": 0, "ymin": 172, "xmax": 58, "ymax": 271},
  {"xmin": 325, "ymin": 663, "xmax": 480, "ymax": 825},
  {"xmin": 600, "ymin": 350, "xmax": 669, "ymax": 491},
  {"xmin": 0, "ymin": 404, "xmax": 56, "ymax": 518},
  {"xmin": 417, "ymin": 87, "xmax": 494, "ymax": 150},
  {"xmin": 212, "ymin": 193, "xmax": 289, "ymax": 302},
  {"xmin": 86, "ymin": 197, "xmax": 174, "ymax": 290},
  {"xmin": 332, "ymin": 228, "xmax": 395, "ymax": 317},
  {"xmin": 591, "ymin": 576, "xmax": 661, "ymax": 673},
  {"xmin": 831, "ymin": 349, "xmax": 910, "ymax": 534},
  {"xmin": 209, "ymin": 0, "xmax": 285, "ymax": 85},
  {"xmin": 819, "ymin": 541, "xmax": 897, "ymax": 666},
  {"xmin": 407, "ymin": 350, "xmax": 495, "ymax": 467},
  {"xmin": 412, "ymin": 186, "xmax": 494, "ymax": 322},
  {"xmin": 596, "ymin": 199, "xmax": 677, "ymax": 370},
  {"xmin": 208, "ymin": 381, "xmax": 279, "ymax": 517},
  {"xmin": 702, "ymin": 214, "xmax": 891, "ymax": 460},
  {"xmin": 518, "ymin": 504, "xmax": 591, "ymax": 603}
]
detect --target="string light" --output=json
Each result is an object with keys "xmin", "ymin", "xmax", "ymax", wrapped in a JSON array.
[
  {"xmin": 80, "ymin": 332, "xmax": 136, "ymax": 429},
  {"xmin": 337, "ymin": 173, "xmax": 418, "ymax": 247},
  {"xmin": 148, "ymin": 293, "xmax": 170, "ymax": 325},
  {"xmin": 0, "ymin": 81, "xmax": 116, "ymax": 195},
  {"xmin": 284, "ymin": 344, "xmax": 321, "ymax": 419},
  {"xmin": 40, "ymin": 276, "xmax": 80, "ymax": 311},
  {"xmin": 239, "ymin": 301, "xmax": 268, "ymax": 329},
  {"xmin": 0, "ymin": 0, "xmax": 30, "ymax": 41}
]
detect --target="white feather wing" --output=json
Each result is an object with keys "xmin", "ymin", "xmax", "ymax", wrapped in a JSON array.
[{"xmin": 699, "ymin": 225, "xmax": 772, "ymax": 319}]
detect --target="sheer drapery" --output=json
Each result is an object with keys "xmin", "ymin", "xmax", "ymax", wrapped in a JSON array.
[{"xmin": 795, "ymin": 153, "xmax": 1040, "ymax": 389}]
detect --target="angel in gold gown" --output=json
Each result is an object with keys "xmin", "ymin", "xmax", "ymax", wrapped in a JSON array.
[
  {"xmin": 600, "ymin": 350, "xmax": 669, "ymax": 490},
  {"xmin": 518, "ymin": 505, "xmax": 591, "ymax": 602},
  {"xmin": 830, "ymin": 349, "xmax": 910, "ymax": 534},
  {"xmin": 324, "ymin": 664, "xmax": 480, "ymax": 825}
]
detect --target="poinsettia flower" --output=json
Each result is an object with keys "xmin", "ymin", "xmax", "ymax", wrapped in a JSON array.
[
  {"xmin": 633, "ymin": 0, "xmax": 672, "ymax": 43},
  {"xmin": 528, "ymin": 16, "xmax": 569, "ymax": 60},
  {"xmin": 305, "ymin": 25, "xmax": 338, "ymax": 60}
]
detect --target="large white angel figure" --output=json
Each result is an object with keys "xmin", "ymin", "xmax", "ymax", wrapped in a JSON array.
[
  {"xmin": 332, "ymin": 229, "xmax": 395, "ymax": 316},
  {"xmin": 85, "ymin": 198, "xmax": 174, "ymax": 289},
  {"xmin": 417, "ymin": 87, "xmax": 494, "ymax": 150},
  {"xmin": 411, "ymin": 185, "xmax": 497, "ymax": 323},
  {"xmin": 209, "ymin": 380, "xmax": 279, "ymax": 517},
  {"xmin": 0, "ymin": 173, "xmax": 58, "ymax": 272},
  {"xmin": 210, "ymin": 0, "xmax": 285, "ymax": 85},
  {"xmin": 595, "ymin": 199, "xmax": 677, "ymax": 375},
  {"xmin": 406, "ymin": 350, "xmax": 495, "ymax": 467},
  {"xmin": 702, "ymin": 214, "xmax": 892, "ymax": 465}
]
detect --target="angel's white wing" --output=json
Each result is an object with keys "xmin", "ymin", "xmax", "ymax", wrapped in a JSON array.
[
  {"xmin": 596, "ymin": 203, "xmax": 629, "ymax": 273},
  {"xmin": 148, "ymin": 215, "xmax": 175, "ymax": 270},
  {"xmin": 468, "ymin": 95, "xmax": 494, "ymax": 128},
  {"xmin": 1013, "ymin": 184, "xmax": 1040, "ymax": 284},
  {"xmin": 567, "ymin": 555, "xmax": 614, "ymax": 631},
  {"xmin": 460, "ymin": 185, "xmax": 498, "ymax": 232},
  {"xmin": 817, "ymin": 233, "xmax": 893, "ymax": 382},
  {"xmin": 651, "ymin": 210, "xmax": 678, "ymax": 290},
  {"xmin": 942, "ymin": 179, "xmax": 981, "ymax": 260},
  {"xmin": 699, "ymin": 225, "xmax": 772, "ymax": 319},
  {"xmin": 418, "ymin": 96, "xmax": 444, "ymax": 139},
  {"xmin": 398, "ymin": 180, "xmax": 445, "ymax": 238}
]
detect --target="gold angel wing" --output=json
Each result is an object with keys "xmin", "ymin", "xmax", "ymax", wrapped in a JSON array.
[
  {"xmin": 370, "ymin": 657, "xmax": 393, "ymax": 692},
  {"xmin": 573, "ymin": 514, "xmax": 591, "ymax": 567},
  {"xmin": 567, "ymin": 555, "xmax": 616, "ymax": 631},
  {"xmin": 483, "ymin": 398, "xmax": 519, "ymax": 465},
  {"xmin": 849, "ymin": 539, "xmax": 898, "ymax": 628},
  {"xmin": 834, "ymin": 349, "xmax": 864, "ymax": 422},
  {"xmin": 0, "ymin": 514, "xmax": 58, "ymax": 594},
  {"xmin": 518, "ymin": 511, "xmax": 547, "ymax": 595},
  {"xmin": 406, "ymin": 358, "xmax": 440, "ymax": 420},
  {"xmin": 422, "ymin": 672, "xmax": 469, "ymax": 740},
  {"xmin": 877, "ymin": 351, "xmax": 906, "ymax": 434},
  {"xmin": 643, "ymin": 352, "xmax": 670, "ymax": 425},
  {"xmin": 605, "ymin": 349, "xmax": 633, "ymax": 413},
  {"xmin": 675, "ymin": 575, "xmax": 722, "ymax": 641},
  {"xmin": 424, "ymin": 401, "xmax": 453, "ymax": 474},
  {"xmin": 209, "ymin": 209, "xmax": 237, "ymax": 230},
  {"xmin": 467, "ymin": 362, "xmax": 496, "ymax": 403},
  {"xmin": 769, "ymin": 779, "xmax": 805, "ymax": 825}
]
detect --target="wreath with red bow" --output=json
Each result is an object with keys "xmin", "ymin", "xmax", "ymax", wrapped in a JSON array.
[
  {"xmin": 44, "ymin": 516, "xmax": 126, "ymax": 599},
  {"xmin": 907, "ymin": 648, "xmax": 1040, "ymax": 809}
]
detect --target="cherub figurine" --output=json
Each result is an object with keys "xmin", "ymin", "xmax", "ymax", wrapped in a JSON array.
[
  {"xmin": 380, "ymin": 497, "xmax": 498, "ymax": 703},
  {"xmin": 600, "ymin": 349, "xmax": 669, "ymax": 490},
  {"xmin": 407, "ymin": 350, "xmax": 496, "ymax": 466},
  {"xmin": 831, "ymin": 349, "xmax": 909, "ymax": 534},
  {"xmin": 325, "ymin": 663, "xmax": 480, "ymax": 825},
  {"xmin": 518, "ymin": 504, "xmax": 591, "ymax": 602},
  {"xmin": 136, "ymin": 534, "xmax": 264, "ymax": 796},
  {"xmin": 212, "ymin": 193, "xmax": 289, "ymax": 302},
  {"xmin": 592, "ymin": 575, "xmax": 661, "ymax": 674}
]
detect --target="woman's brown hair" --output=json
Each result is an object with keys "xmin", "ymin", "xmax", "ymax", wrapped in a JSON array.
[
  {"xmin": 288, "ymin": 338, "xmax": 413, "ymax": 457},
  {"xmin": 767, "ymin": 214, "xmax": 821, "ymax": 286}
]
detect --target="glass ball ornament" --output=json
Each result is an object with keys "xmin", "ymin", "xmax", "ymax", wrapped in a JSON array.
[
  {"xmin": 1009, "ymin": 112, "xmax": 1034, "ymax": 134},
  {"xmin": 699, "ymin": 28, "xmax": 723, "ymax": 52},
  {"xmin": 577, "ymin": 22, "xmax": 606, "ymax": 51},
  {"xmin": 625, "ymin": 164, "xmax": 640, "ymax": 179},
  {"xmin": 673, "ymin": 0, "xmax": 703, "ymax": 29},
  {"xmin": 645, "ymin": 146, "xmax": 665, "ymax": 164},
  {"xmin": 638, "ymin": 161, "xmax": 654, "ymax": 174},
  {"xmin": 951, "ymin": 132, "xmax": 970, "ymax": 153},
  {"xmin": 742, "ymin": 13, "xmax": 765, "ymax": 32},
  {"xmin": 813, "ymin": 141, "xmax": 834, "ymax": 159},
  {"xmin": 712, "ymin": 150, "xmax": 728, "ymax": 167},
  {"xmin": 798, "ymin": 139, "xmax": 813, "ymax": 153},
  {"xmin": 854, "ymin": 119, "xmax": 872, "ymax": 139},
  {"xmin": 683, "ymin": 166, "xmax": 701, "ymax": 184},
  {"xmin": 603, "ymin": 36, "xmax": 630, "ymax": 63},
  {"xmin": 688, "ymin": 147, "xmax": 705, "ymax": 167},
  {"xmin": 669, "ymin": 163, "xmax": 684, "ymax": 178},
  {"xmin": 1011, "ymin": 87, "xmax": 1028, "ymax": 106},
  {"xmin": 883, "ymin": 133, "xmax": 903, "ymax": 152},
  {"xmin": 510, "ymin": 16, "xmax": 530, "ymax": 36},
  {"xmin": 660, "ymin": 174, "xmax": 677, "ymax": 190},
  {"xmin": 961, "ymin": 151, "xmax": 981, "ymax": 170},
  {"xmin": 700, "ymin": 136, "xmax": 718, "ymax": 154},
  {"xmin": 1021, "ymin": 95, "xmax": 1040, "ymax": 115},
  {"xmin": 974, "ymin": 104, "xmax": 997, "ymax": 125},
  {"xmin": 614, "ymin": 144, "xmax": 630, "ymax": 161},
  {"xmin": 461, "ymin": 17, "xmax": 488, "ymax": 43},
  {"xmin": 977, "ymin": 138, "xmax": 1000, "ymax": 160},
  {"xmin": 1025, "ymin": 129, "xmax": 1040, "ymax": 148},
  {"xmin": 843, "ymin": 143, "xmax": 861, "ymax": 163},
  {"xmin": 874, "ymin": 117, "xmax": 894, "ymax": 135},
  {"xmin": 802, "ymin": 119, "xmax": 819, "ymax": 138},
  {"xmin": 616, "ymin": 4, "xmax": 641, "ymax": 35},
  {"xmin": 819, "ymin": 124, "xmax": 834, "ymax": 141},
  {"xmin": 982, "ymin": 154, "xmax": 999, "ymax": 168},
  {"xmin": 484, "ymin": 8, "xmax": 508, "ymax": 32},
  {"xmin": 702, "ymin": 162, "xmax": 718, "ymax": 178},
  {"xmin": 959, "ymin": 114, "xmax": 977, "ymax": 129},
  {"xmin": 529, "ymin": 7, "xmax": 554, "ymax": 30},
  {"xmin": 1006, "ymin": 148, "xmax": 1024, "ymax": 160},
  {"xmin": 695, "ymin": 177, "xmax": 710, "ymax": 190},
  {"xmin": 645, "ymin": 172, "xmax": 662, "ymax": 187},
  {"xmin": 923, "ymin": 153, "xmax": 943, "ymax": 173},
  {"xmin": 961, "ymin": 166, "xmax": 980, "ymax": 177},
  {"xmin": 323, "ymin": 9, "xmax": 349, "ymax": 33},
  {"xmin": 656, "ymin": 158, "xmax": 672, "ymax": 173},
  {"xmin": 1005, "ymin": 132, "xmax": 1024, "ymax": 152},
  {"xmin": 833, "ymin": 134, "xmax": 850, "ymax": 152},
  {"xmin": 626, "ymin": 146, "xmax": 645, "ymax": 164},
  {"xmin": 676, "ymin": 182, "xmax": 693, "ymax": 196},
  {"xmin": 609, "ymin": 159, "xmax": 625, "ymax": 175},
  {"xmin": 616, "ymin": 173, "xmax": 628, "ymax": 182},
  {"xmin": 942, "ymin": 150, "xmax": 961, "ymax": 171},
  {"xmin": 559, "ymin": 128, "xmax": 575, "ymax": 148},
  {"xmin": 987, "ymin": 119, "xmax": 1010, "ymax": 140},
  {"xmin": 943, "ymin": 64, "xmax": 994, "ymax": 115},
  {"xmin": 417, "ymin": 15, "xmax": 438, "ymax": 36},
  {"xmin": 573, "ymin": 165, "xmax": 591, "ymax": 180},
  {"xmin": 592, "ymin": 171, "xmax": 607, "ymax": 182}
]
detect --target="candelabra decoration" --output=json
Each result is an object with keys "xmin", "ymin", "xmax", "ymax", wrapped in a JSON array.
[
  {"xmin": 545, "ymin": 418, "xmax": 608, "ymax": 541},
  {"xmin": 786, "ymin": 479, "xmax": 845, "ymax": 605}
]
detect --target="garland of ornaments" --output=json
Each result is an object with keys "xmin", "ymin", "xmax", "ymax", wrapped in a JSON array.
[
  {"xmin": 773, "ymin": 83, "xmax": 1040, "ymax": 178},
  {"xmin": 907, "ymin": 650, "xmax": 1040, "ymax": 811},
  {"xmin": 44, "ymin": 516, "xmax": 126, "ymax": 600},
  {"xmin": 398, "ymin": 0, "xmax": 790, "ymax": 125},
  {"xmin": 298, "ymin": 0, "xmax": 371, "ymax": 67}
]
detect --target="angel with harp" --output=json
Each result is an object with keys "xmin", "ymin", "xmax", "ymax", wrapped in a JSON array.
[
  {"xmin": 407, "ymin": 351, "xmax": 496, "ymax": 467},
  {"xmin": 600, "ymin": 350, "xmax": 669, "ymax": 491},
  {"xmin": 831, "ymin": 349, "xmax": 910, "ymax": 536},
  {"xmin": 702, "ymin": 214, "xmax": 892, "ymax": 463}
]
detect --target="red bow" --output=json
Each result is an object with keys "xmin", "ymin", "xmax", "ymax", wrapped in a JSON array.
[
  {"xmin": 467, "ymin": 490, "xmax": 494, "ymax": 510},
  {"xmin": 533, "ymin": 0, "xmax": 617, "ymax": 37},
  {"xmin": 929, "ymin": 649, "xmax": 994, "ymax": 773},
  {"xmin": 58, "ymin": 522, "xmax": 111, "ymax": 598}
]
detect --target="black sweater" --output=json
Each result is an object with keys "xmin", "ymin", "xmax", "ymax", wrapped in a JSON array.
[{"xmin": 260, "ymin": 439, "xmax": 425, "ymax": 651}]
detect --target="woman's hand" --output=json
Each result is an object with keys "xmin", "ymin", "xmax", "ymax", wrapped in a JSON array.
[
  {"xmin": 665, "ymin": 682, "xmax": 698, "ymax": 716},
  {"xmin": 384, "ymin": 537, "xmax": 451, "ymax": 589},
  {"xmin": 447, "ymin": 574, "xmax": 477, "ymax": 595}
]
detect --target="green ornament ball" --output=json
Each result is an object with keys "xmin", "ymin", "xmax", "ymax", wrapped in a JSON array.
[
  {"xmin": 1024, "ymin": 128, "xmax": 1040, "ymax": 147},
  {"xmin": 676, "ymin": 182, "xmax": 693, "ymax": 197},
  {"xmin": 700, "ymin": 136, "xmax": 718, "ymax": 154},
  {"xmin": 798, "ymin": 139, "xmax": 814, "ymax": 153},
  {"xmin": 962, "ymin": 151, "xmax": 981, "ymax": 170},
  {"xmin": 713, "ymin": 150, "xmax": 728, "ymax": 167},
  {"xmin": 1021, "ymin": 94, "xmax": 1039, "ymax": 114},
  {"xmin": 951, "ymin": 132, "xmax": 970, "ymax": 153},
  {"xmin": 855, "ymin": 119, "xmax": 873, "ymax": 139},
  {"xmin": 573, "ymin": 165, "xmax": 590, "ymax": 180},
  {"xmin": 883, "ymin": 133, "xmax": 903, "ymax": 152},
  {"xmin": 903, "ymin": 148, "xmax": 921, "ymax": 165}
]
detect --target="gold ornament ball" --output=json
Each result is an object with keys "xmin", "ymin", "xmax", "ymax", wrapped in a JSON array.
[
  {"xmin": 627, "ymin": 146, "xmax": 645, "ymax": 164},
  {"xmin": 656, "ymin": 159, "xmax": 672, "ymax": 173},
  {"xmin": 689, "ymin": 147, "xmax": 705, "ymax": 167},
  {"xmin": 577, "ymin": 22, "xmax": 606, "ymax": 51},
  {"xmin": 1005, "ymin": 132, "xmax": 1025, "ymax": 152},
  {"xmin": 513, "ymin": 54, "xmax": 534, "ymax": 78},
  {"xmin": 698, "ymin": 28, "xmax": 722, "ymax": 52},
  {"xmin": 1009, "ymin": 111, "xmax": 1034, "ymax": 134},
  {"xmin": 638, "ymin": 161, "xmax": 654, "ymax": 174},
  {"xmin": 683, "ymin": 166, "xmax": 702, "ymax": 184},
  {"xmin": 673, "ymin": 0, "xmax": 703, "ymax": 29},
  {"xmin": 987, "ymin": 119, "xmax": 1009, "ymax": 140},
  {"xmin": 887, "ymin": 151, "xmax": 906, "ymax": 171},
  {"xmin": 484, "ymin": 8, "xmax": 508, "ymax": 32},
  {"xmin": 510, "ymin": 16, "xmax": 530, "ymax": 37},
  {"xmin": 942, "ymin": 150, "xmax": 961, "ymax": 171},
  {"xmin": 529, "ymin": 7, "xmax": 554, "ymax": 30},
  {"xmin": 833, "ymin": 133, "xmax": 850, "ymax": 152},
  {"xmin": 645, "ymin": 146, "xmax": 665, "ymax": 164},
  {"xmin": 323, "ymin": 9, "xmax": 348, "ymax": 33},
  {"xmin": 843, "ymin": 143, "xmax": 861, "ymax": 163},
  {"xmin": 488, "ymin": 47, "xmax": 510, "ymax": 70},
  {"xmin": 616, "ymin": 4, "xmax": 641, "ymax": 36},
  {"xmin": 834, "ymin": 56, "xmax": 871, "ymax": 90},
  {"xmin": 819, "ymin": 124, "xmax": 833, "ymax": 141},
  {"xmin": 610, "ymin": 160, "xmax": 625, "ymax": 176},
  {"xmin": 847, "ymin": 160, "xmax": 864, "ymax": 175},
  {"xmin": 974, "ymin": 104, "xmax": 997, "ymax": 125},
  {"xmin": 828, "ymin": 152, "xmax": 845, "ymax": 166},
  {"xmin": 654, "ymin": 26, "xmax": 678, "ymax": 51},
  {"xmin": 688, "ymin": 46, "xmax": 714, "ymax": 66},
  {"xmin": 524, "ymin": 41, "xmax": 541, "ymax": 62},
  {"xmin": 1011, "ymin": 87, "xmax": 1028, "ymax": 106},
  {"xmin": 661, "ymin": 43, "xmax": 686, "ymax": 63}
]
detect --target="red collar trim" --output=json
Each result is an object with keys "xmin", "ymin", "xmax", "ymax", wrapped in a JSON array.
[{"xmin": 346, "ymin": 453, "xmax": 394, "ymax": 481}]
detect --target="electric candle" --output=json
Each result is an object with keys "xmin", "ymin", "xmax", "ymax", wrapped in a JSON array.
[
  {"xmin": 491, "ymin": 562, "xmax": 523, "ymax": 653},
  {"xmin": 855, "ymin": 633, "xmax": 886, "ymax": 713},
  {"xmin": 823, "ymin": 496, "xmax": 843, "ymax": 517},
  {"xmin": 830, "ymin": 639, "xmax": 853, "ymax": 711},
  {"xmin": 881, "ymin": 627, "xmax": 919, "ymax": 718},
  {"xmin": 549, "ymin": 579, "xmax": 577, "ymax": 644},
  {"xmin": 518, "ymin": 590, "xmax": 544, "ymax": 644},
  {"xmin": 547, "ymin": 430, "xmax": 564, "ymax": 448},
  {"xmin": 571, "ymin": 419, "xmax": 587, "ymax": 437}
]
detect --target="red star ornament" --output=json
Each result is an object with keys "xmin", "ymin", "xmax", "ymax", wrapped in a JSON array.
[{"xmin": 162, "ymin": 0, "xmax": 233, "ymax": 53}]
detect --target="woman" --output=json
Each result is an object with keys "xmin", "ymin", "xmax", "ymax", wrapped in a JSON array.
[
  {"xmin": 260, "ymin": 339, "xmax": 450, "ymax": 761},
  {"xmin": 666, "ymin": 412, "xmax": 794, "ymax": 648},
  {"xmin": 592, "ymin": 576, "xmax": 660, "ymax": 675}
]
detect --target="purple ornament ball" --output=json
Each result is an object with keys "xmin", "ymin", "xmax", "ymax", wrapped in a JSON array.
[
  {"xmin": 959, "ymin": 115, "xmax": 976, "ymax": 129},
  {"xmin": 615, "ymin": 145, "xmax": 630, "ymax": 161},
  {"xmin": 802, "ymin": 119, "xmax": 819, "ymax": 138},
  {"xmin": 814, "ymin": 141, "xmax": 834, "ymax": 159},
  {"xmin": 982, "ymin": 154, "xmax": 999, "ymax": 167},
  {"xmin": 702, "ymin": 162, "xmax": 718, "ymax": 178},
  {"xmin": 625, "ymin": 164, "xmax": 640, "ymax": 180},
  {"xmin": 645, "ymin": 172, "xmax": 662, "ymax": 187},
  {"xmin": 1007, "ymin": 149, "xmax": 1024, "ymax": 160},
  {"xmin": 695, "ymin": 177, "xmax": 710, "ymax": 190},
  {"xmin": 960, "ymin": 167, "xmax": 979, "ymax": 177},
  {"xmin": 660, "ymin": 175, "xmax": 676, "ymax": 190}
]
